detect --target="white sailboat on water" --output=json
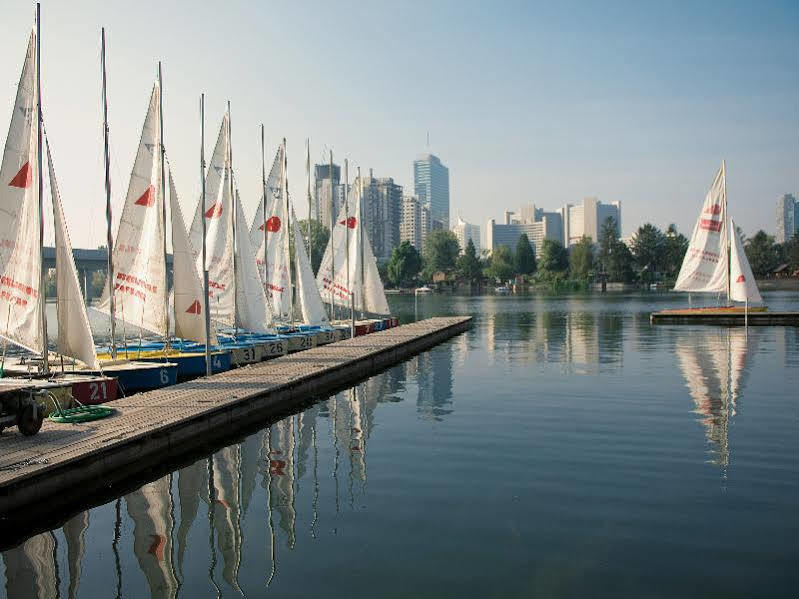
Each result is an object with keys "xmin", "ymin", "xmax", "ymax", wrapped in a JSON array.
[
  {"xmin": 0, "ymin": 25, "xmax": 105, "ymax": 383},
  {"xmin": 249, "ymin": 138, "xmax": 329, "ymax": 328},
  {"xmin": 315, "ymin": 169, "xmax": 390, "ymax": 321},
  {"xmin": 657, "ymin": 161, "xmax": 764, "ymax": 323},
  {"xmin": 189, "ymin": 110, "xmax": 273, "ymax": 336}
]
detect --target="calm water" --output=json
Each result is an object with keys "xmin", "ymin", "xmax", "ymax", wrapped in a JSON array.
[{"xmin": 3, "ymin": 291, "xmax": 799, "ymax": 598}]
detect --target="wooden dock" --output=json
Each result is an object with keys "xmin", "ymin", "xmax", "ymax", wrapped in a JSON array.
[
  {"xmin": 0, "ymin": 316, "xmax": 471, "ymax": 524},
  {"xmin": 650, "ymin": 310, "xmax": 799, "ymax": 325}
]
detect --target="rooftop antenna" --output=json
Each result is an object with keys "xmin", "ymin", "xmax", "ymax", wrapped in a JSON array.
[{"xmin": 426, "ymin": 130, "xmax": 430, "ymax": 150}]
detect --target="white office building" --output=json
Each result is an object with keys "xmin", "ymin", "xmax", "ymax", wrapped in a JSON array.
[{"xmin": 452, "ymin": 217, "xmax": 480, "ymax": 253}]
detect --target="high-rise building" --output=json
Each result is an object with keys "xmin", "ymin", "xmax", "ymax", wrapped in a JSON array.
[
  {"xmin": 314, "ymin": 163, "xmax": 344, "ymax": 229},
  {"xmin": 485, "ymin": 218, "xmax": 539, "ymax": 255},
  {"xmin": 414, "ymin": 153, "xmax": 450, "ymax": 229},
  {"xmin": 452, "ymin": 217, "xmax": 481, "ymax": 254},
  {"xmin": 400, "ymin": 195, "xmax": 432, "ymax": 251},
  {"xmin": 776, "ymin": 193, "xmax": 798, "ymax": 243},
  {"xmin": 563, "ymin": 197, "xmax": 621, "ymax": 245},
  {"xmin": 361, "ymin": 170, "xmax": 402, "ymax": 261}
]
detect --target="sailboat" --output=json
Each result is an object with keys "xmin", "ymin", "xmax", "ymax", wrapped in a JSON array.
[
  {"xmin": 248, "ymin": 137, "xmax": 332, "ymax": 350},
  {"xmin": 315, "ymin": 169, "xmax": 392, "ymax": 335},
  {"xmin": 652, "ymin": 162, "xmax": 765, "ymax": 324},
  {"xmin": 93, "ymin": 45, "xmax": 230, "ymax": 380},
  {"xmin": 0, "ymin": 20, "xmax": 141, "ymax": 403},
  {"xmin": 185, "ymin": 109, "xmax": 287, "ymax": 365}
]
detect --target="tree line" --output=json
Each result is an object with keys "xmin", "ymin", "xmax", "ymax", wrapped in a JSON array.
[{"xmin": 383, "ymin": 216, "xmax": 799, "ymax": 288}]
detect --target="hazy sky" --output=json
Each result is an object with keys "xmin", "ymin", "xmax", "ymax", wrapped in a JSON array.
[{"xmin": 1, "ymin": 0, "xmax": 797, "ymax": 248}]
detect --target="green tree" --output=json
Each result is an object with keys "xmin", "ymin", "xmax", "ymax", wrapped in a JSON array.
[
  {"xmin": 296, "ymin": 219, "xmax": 330, "ymax": 275},
  {"xmin": 538, "ymin": 239, "xmax": 568, "ymax": 274},
  {"xmin": 456, "ymin": 238, "xmax": 482, "ymax": 283},
  {"xmin": 569, "ymin": 236, "xmax": 594, "ymax": 279},
  {"xmin": 607, "ymin": 241, "xmax": 635, "ymax": 282},
  {"xmin": 631, "ymin": 223, "xmax": 665, "ymax": 274},
  {"xmin": 486, "ymin": 245, "xmax": 515, "ymax": 282},
  {"xmin": 744, "ymin": 230, "xmax": 779, "ymax": 278},
  {"xmin": 598, "ymin": 217, "xmax": 619, "ymax": 265},
  {"xmin": 422, "ymin": 230, "xmax": 460, "ymax": 280},
  {"xmin": 663, "ymin": 223, "xmax": 689, "ymax": 277},
  {"xmin": 784, "ymin": 233, "xmax": 799, "ymax": 272},
  {"xmin": 386, "ymin": 241, "xmax": 422, "ymax": 287},
  {"xmin": 514, "ymin": 234, "xmax": 536, "ymax": 275}
]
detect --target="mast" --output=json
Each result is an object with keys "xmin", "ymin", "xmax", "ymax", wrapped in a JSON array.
[
  {"xmin": 345, "ymin": 159, "xmax": 354, "ymax": 338},
  {"xmin": 306, "ymin": 139, "xmax": 311, "ymax": 265},
  {"xmin": 283, "ymin": 138, "xmax": 293, "ymax": 327},
  {"xmin": 227, "ymin": 101, "xmax": 237, "ymax": 336},
  {"xmin": 36, "ymin": 3, "xmax": 48, "ymax": 373},
  {"xmin": 201, "ymin": 94, "xmax": 211, "ymax": 376},
  {"xmin": 261, "ymin": 124, "xmax": 268, "ymax": 300},
  {"xmin": 329, "ymin": 150, "xmax": 335, "ymax": 321},
  {"xmin": 723, "ymin": 160, "xmax": 730, "ymax": 305},
  {"xmin": 158, "ymin": 62, "xmax": 169, "ymax": 346},
  {"xmin": 358, "ymin": 167, "xmax": 365, "ymax": 319},
  {"xmin": 100, "ymin": 27, "xmax": 116, "ymax": 359}
]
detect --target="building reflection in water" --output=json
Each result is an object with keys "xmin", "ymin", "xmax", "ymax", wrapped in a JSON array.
[
  {"xmin": 485, "ymin": 310, "xmax": 624, "ymax": 373},
  {"xmin": 675, "ymin": 328, "xmax": 758, "ymax": 470}
]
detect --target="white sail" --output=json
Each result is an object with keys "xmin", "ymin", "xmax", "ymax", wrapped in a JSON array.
[
  {"xmin": 97, "ymin": 83, "xmax": 167, "ymax": 337},
  {"xmin": 168, "ymin": 165, "xmax": 217, "ymax": 345},
  {"xmin": 316, "ymin": 179, "xmax": 389, "ymax": 315},
  {"xmin": 292, "ymin": 214, "xmax": 329, "ymax": 326},
  {"xmin": 674, "ymin": 162, "xmax": 728, "ymax": 293},
  {"xmin": 360, "ymin": 218, "xmax": 391, "ymax": 315},
  {"xmin": 729, "ymin": 219, "xmax": 763, "ymax": 305},
  {"xmin": 250, "ymin": 145, "xmax": 291, "ymax": 320},
  {"xmin": 46, "ymin": 136, "xmax": 99, "ymax": 368},
  {"xmin": 0, "ymin": 31, "xmax": 44, "ymax": 355},
  {"xmin": 248, "ymin": 146, "xmax": 281, "ymax": 250},
  {"xmin": 234, "ymin": 189, "xmax": 273, "ymax": 333},
  {"xmin": 189, "ymin": 115, "xmax": 235, "ymax": 327}
]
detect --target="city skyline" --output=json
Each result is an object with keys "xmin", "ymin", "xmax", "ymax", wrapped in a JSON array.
[{"xmin": 1, "ymin": 1, "xmax": 797, "ymax": 249}]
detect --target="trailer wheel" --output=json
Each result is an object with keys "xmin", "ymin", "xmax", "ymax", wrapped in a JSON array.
[{"xmin": 17, "ymin": 403, "xmax": 43, "ymax": 436}]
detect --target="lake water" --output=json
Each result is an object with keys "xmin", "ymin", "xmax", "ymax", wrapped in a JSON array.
[{"xmin": 3, "ymin": 291, "xmax": 799, "ymax": 598}]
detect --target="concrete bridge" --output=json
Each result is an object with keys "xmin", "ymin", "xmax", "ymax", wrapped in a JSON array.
[{"xmin": 43, "ymin": 247, "xmax": 173, "ymax": 301}]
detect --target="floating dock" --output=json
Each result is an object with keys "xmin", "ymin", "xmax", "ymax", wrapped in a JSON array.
[
  {"xmin": 0, "ymin": 316, "xmax": 471, "ymax": 525},
  {"xmin": 650, "ymin": 309, "xmax": 799, "ymax": 325}
]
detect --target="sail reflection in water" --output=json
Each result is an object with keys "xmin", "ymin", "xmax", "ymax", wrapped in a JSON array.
[{"xmin": 675, "ymin": 328, "xmax": 758, "ymax": 469}]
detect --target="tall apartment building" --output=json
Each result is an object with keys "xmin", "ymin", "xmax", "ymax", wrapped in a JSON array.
[
  {"xmin": 414, "ymin": 153, "xmax": 450, "ymax": 229},
  {"xmin": 452, "ymin": 217, "xmax": 481, "ymax": 253},
  {"xmin": 314, "ymin": 163, "xmax": 345, "ymax": 228},
  {"xmin": 776, "ymin": 193, "xmax": 798, "ymax": 243},
  {"xmin": 485, "ymin": 219, "xmax": 539, "ymax": 255},
  {"xmin": 400, "ymin": 195, "xmax": 432, "ymax": 251},
  {"xmin": 562, "ymin": 197, "xmax": 621, "ymax": 246},
  {"xmin": 361, "ymin": 170, "xmax": 402, "ymax": 261}
]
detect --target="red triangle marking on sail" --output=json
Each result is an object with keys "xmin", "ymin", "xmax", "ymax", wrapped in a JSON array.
[
  {"xmin": 339, "ymin": 216, "xmax": 357, "ymax": 229},
  {"xmin": 186, "ymin": 299, "xmax": 202, "ymax": 314},
  {"xmin": 147, "ymin": 534, "xmax": 167, "ymax": 561},
  {"xmin": 205, "ymin": 202, "xmax": 222, "ymax": 218},
  {"xmin": 264, "ymin": 215, "xmax": 281, "ymax": 232},
  {"xmin": 8, "ymin": 162, "xmax": 32, "ymax": 188},
  {"xmin": 214, "ymin": 498, "xmax": 230, "ymax": 509},
  {"xmin": 134, "ymin": 185, "xmax": 155, "ymax": 206},
  {"xmin": 736, "ymin": 275, "xmax": 745, "ymax": 283}
]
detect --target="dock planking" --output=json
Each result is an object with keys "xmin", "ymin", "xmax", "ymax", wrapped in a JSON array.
[{"xmin": 0, "ymin": 316, "xmax": 472, "ymax": 523}]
